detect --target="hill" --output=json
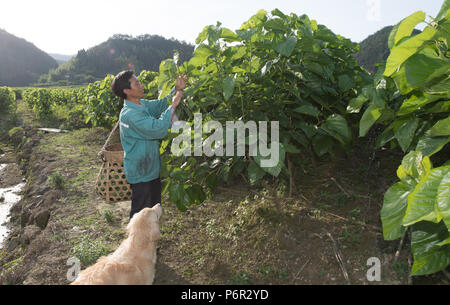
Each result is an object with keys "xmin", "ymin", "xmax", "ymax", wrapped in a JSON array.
[
  {"xmin": 355, "ymin": 26, "xmax": 421, "ymax": 74},
  {"xmin": 38, "ymin": 34, "xmax": 195, "ymax": 86},
  {"xmin": 0, "ymin": 29, "xmax": 59, "ymax": 87},
  {"xmin": 49, "ymin": 53, "xmax": 75, "ymax": 65}
]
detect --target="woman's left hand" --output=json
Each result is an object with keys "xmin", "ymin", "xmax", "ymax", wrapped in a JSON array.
[{"xmin": 175, "ymin": 74, "xmax": 189, "ymax": 91}]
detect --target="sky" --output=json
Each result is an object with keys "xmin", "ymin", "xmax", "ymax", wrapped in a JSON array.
[{"xmin": 0, "ymin": 0, "xmax": 445, "ymax": 55}]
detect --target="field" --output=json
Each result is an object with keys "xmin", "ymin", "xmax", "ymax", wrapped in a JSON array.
[{"xmin": 0, "ymin": 4, "xmax": 449, "ymax": 285}]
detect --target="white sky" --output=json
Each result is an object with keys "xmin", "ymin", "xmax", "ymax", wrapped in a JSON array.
[{"xmin": 0, "ymin": 0, "xmax": 444, "ymax": 55}]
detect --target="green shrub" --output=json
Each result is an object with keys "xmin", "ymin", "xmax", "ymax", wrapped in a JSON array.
[
  {"xmin": 71, "ymin": 236, "xmax": 111, "ymax": 268},
  {"xmin": 102, "ymin": 209, "xmax": 117, "ymax": 224},
  {"xmin": 7, "ymin": 126, "xmax": 24, "ymax": 145},
  {"xmin": 0, "ymin": 86, "xmax": 16, "ymax": 112},
  {"xmin": 227, "ymin": 272, "xmax": 251, "ymax": 285},
  {"xmin": 48, "ymin": 171, "xmax": 66, "ymax": 190}
]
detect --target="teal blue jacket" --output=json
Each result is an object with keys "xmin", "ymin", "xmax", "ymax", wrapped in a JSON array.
[{"xmin": 119, "ymin": 89, "xmax": 175, "ymax": 184}]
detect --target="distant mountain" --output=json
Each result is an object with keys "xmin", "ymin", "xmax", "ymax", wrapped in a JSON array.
[
  {"xmin": 0, "ymin": 29, "xmax": 59, "ymax": 86},
  {"xmin": 49, "ymin": 53, "xmax": 74, "ymax": 64},
  {"xmin": 355, "ymin": 26, "xmax": 421, "ymax": 74},
  {"xmin": 39, "ymin": 34, "xmax": 195, "ymax": 85}
]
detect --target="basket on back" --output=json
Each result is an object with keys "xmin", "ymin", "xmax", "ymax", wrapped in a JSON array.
[{"xmin": 95, "ymin": 122, "xmax": 132, "ymax": 203}]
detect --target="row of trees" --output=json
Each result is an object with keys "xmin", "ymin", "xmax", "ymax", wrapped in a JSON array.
[{"xmin": 37, "ymin": 35, "xmax": 194, "ymax": 86}]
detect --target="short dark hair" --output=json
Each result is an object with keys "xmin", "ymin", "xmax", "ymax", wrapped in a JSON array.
[{"xmin": 111, "ymin": 70, "xmax": 134, "ymax": 99}]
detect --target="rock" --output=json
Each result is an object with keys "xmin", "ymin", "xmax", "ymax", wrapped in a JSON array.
[
  {"xmin": 71, "ymin": 226, "xmax": 87, "ymax": 234},
  {"xmin": 20, "ymin": 225, "xmax": 41, "ymax": 246},
  {"xmin": 7, "ymin": 236, "xmax": 20, "ymax": 252},
  {"xmin": 36, "ymin": 185, "xmax": 51, "ymax": 196},
  {"xmin": 20, "ymin": 207, "xmax": 32, "ymax": 228},
  {"xmin": 42, "ymin": 190, "xmax": 60, "ymax": 207},
  {"xmin": 37, "ymin": 128, "xmax": 68, "ymax": 133},
  {"xmin": 34, "ymin": 209, "xmax": 51, "ymax": 230}
]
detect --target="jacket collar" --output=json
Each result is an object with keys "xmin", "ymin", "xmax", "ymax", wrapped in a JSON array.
[{"xmin": 124, "ymin": 99, "xmax": 144, "ymax": 111}]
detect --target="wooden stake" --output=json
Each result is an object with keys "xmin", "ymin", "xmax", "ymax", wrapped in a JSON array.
[{"xmin": 326, "ymin": 232, "xmax": 351, "ymax": 284}]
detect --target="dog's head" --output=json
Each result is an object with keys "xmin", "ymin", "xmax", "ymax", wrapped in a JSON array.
[{"xmin": 127, "ymin": 204, "xmax": 163, "ymax": 245}]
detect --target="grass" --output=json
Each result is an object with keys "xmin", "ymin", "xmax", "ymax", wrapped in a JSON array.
[
  {"xmin": 392, "ymin": 260, "xmax": 409, "ymax": 278},
  {"xmin": 70, "ymin": 235, "xmax": 112, "ymax": 268},
  {"xmin": 102, "ymin": 209, "xmax": 117, "ymax": 224},
  {"xmin": 48, "ymin": 171, "xmax": 66, "ymax": 190},
  {"xmin": 227, "ymin": 272, "xmax": 252, "ymax": 285}
]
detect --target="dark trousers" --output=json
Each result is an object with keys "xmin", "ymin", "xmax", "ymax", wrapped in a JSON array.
[{"xmin": 130, "ymin": 178, "xmax": 161, "ymax": 220}]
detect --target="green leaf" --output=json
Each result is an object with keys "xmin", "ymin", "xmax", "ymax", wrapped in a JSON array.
[
  {"xmin": 253, "ymin": 142, "xmax": 285, "ymax": 177},
  {"xmin": 338, "ymin": 74, "xmax": 354, "ymax": 92},
  {"xmin": 428, "ymin": 116, "xmax": 450, "ymax": 137},
  {"xmin": 427, "ymin": 100, "xmax": 450, "ymax": 114},
  {"xmin": 220, "ymin": 27, "xmax": 240, "ymax": 42},
  {"xmin": 236, "ymin": 28, "xmax": 258, "ymax": 41},
  {"xmin": 169, "ymin": 183, "xmax": 189, "ymax": 212},
  {"xmin": 321, "ymin": 114, "xmax": 352, "ymax": 145},
  {"xmin": 384, "ymin": 26, "xmax": 437, "ymax": 76},
  {"xmin": 425, "ymin": 76, "xmax": 450, "ymax": 95},
  {"xmin": 359, "ymin": 104, "xmax": 382, "ymax": 137},
  {"xmin": 271, "ymin": 8, "xmax": 287, "ymax": 19},
  {"xmin": 247, "ymin": 160, "xmax": 266, "ymax": 185},
  {"xmin": 283, "ymin": 143, "xmax": 301, "ymax": 154},
  {"xmin": 376, "ymin": 127, "xmax": 395, "ymax": 149},
  {"xmin": 394, "ymin": 116, "xmax": 419, "ymax": 152},
  {"xmin": 388, "ymin": 11, "xmax": 426, "ymax": 50},
  {"xmin": 415, "ymin": 135, "xmax": 450, "ymax": 156},
  {"xmin": 294, "ymin": 104, "xmax": 320, "ymax": 117},
  {"xmin": 232, "ymin": 159, "xmax": 246, "ymax": 176},
  {"xmin": 437, "ymin": 170, "xmax": 450, "ymax": 230},
  {"xmin": 264, "ymin": 18, "xmax": 286, "ymax": 31},
  {"xmin": 391, "ymin": 64, "xmax": 414, "ymax": 95},
  {"xmin": 240, "ymin": 9, "xmax": 267, "ymax": 30},
  {"xmin": 274, "ymin": 36, "xmax": 298, "ymax": 57},
  {"xmin": 170, "ymin": 170, "xmax": 190, "ymax": 181},
  {"xmin": 205, "ymin": 173, "xmax": 218, "ymax": 189},
  {"xmin": 185, "ymin": 184, "xmax": 206, "ymax": 205},
  {"xmin": 403, "ymin": 166, "xmax": 450, "ymax": 226},
  {"xmin": 398, "ymin": 151, "xmax": 432, "ymax": 182},
  {"xmin": 437, "ymin": 237, "xmax": 450, "ymax": 246},
  {"xmin": 410, "ymin": 221, "xmax": 450, "ymax": 276},
  {"xmin": 295, "ymin": 121, "xmax": 317, "ymax": 139},
  {"xmin": 436, "ymin": 0, "xmax": 450, "ymax": 21},
  {"xmin": 191, "ymin": 45, "xmax": 215, "ymax": 63},
  {"xmin": 397, "ymin": 93, "xmax": 442, "ymax": 116},
  {"xmin": 347, "ymin": 95, "xmax": 369, "ymax": 114},
  {"xmin": 312, "ymin": 133, "xmax": 334, "ymax": 157},
  {"xmin": 404, "ymin": 53, "xmax": 450, "ymax": 89},
  {"xmin": 222, "ymin": 75, "xmax": 235, "ymax": 101},
  {"xmin": 381, "ymin": 181, "xmax": 414, "ymax": 240}
]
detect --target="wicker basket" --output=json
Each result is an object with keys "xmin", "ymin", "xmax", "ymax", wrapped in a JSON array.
[{"xmin": 95, "ymin": 122, "xmax": 132, "ymax": 203}]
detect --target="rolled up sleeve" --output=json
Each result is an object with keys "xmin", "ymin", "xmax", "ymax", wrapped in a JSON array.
[
  {"xmin": 125, "ymin": 106, "xmax": 173, "ymax": 140},
  {"xmin": 141, "ymin": 87, "xmax": 176, "ymax": 118}
]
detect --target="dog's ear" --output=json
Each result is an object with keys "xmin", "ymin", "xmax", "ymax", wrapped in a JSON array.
[{"xmin": 148, "ymin": 209, "xmax": 161, "ymax": 241}]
